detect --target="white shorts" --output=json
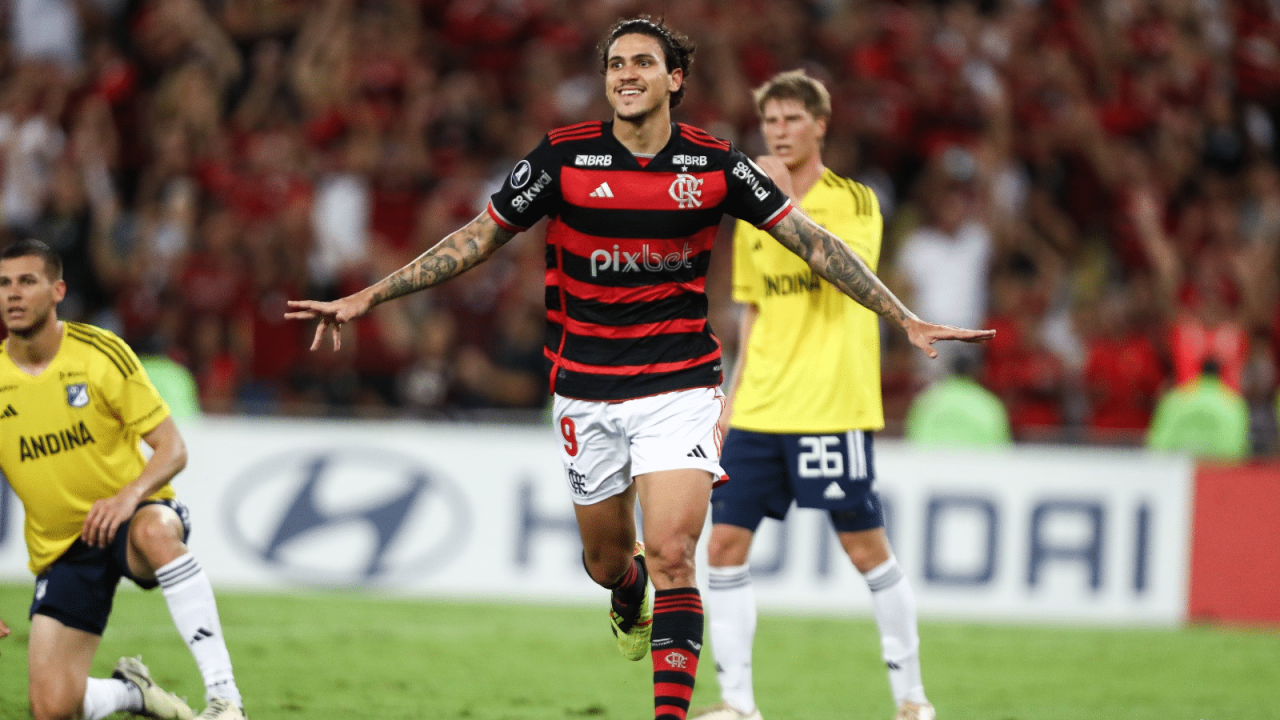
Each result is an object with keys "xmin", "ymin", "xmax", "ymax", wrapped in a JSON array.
[{"xmin": 552, "ymin": 387, "xmax": 726, "ymax": 506}]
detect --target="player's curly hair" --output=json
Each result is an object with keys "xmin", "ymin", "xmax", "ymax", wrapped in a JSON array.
[{"xmin": 598, "ymin": 16, "xmax": 696, "ymax": 108}]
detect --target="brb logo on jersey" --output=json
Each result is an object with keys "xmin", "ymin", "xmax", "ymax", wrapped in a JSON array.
[
  {"xmin": 671, "ymin": 154, "xmax": 707, "ymax": 167},
  {"xmin": 590, "ymin": 243, "xmax": 694, "ymax": 277},
  {"xmin": 669, "ymin": 173, "xmax": 704, "ymax": 209},
  {"xmin": 574, "ymin": 154, "xmax": 612, "ymax": 167}
]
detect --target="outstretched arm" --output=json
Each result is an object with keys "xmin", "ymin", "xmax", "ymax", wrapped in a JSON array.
[
  {"xmin": 766, "ymin": 209, "xmax": 995, "ymax": 356},
  {"xmin": 286, "ymin": 211, "xmax": 516, "ymax": 350}
]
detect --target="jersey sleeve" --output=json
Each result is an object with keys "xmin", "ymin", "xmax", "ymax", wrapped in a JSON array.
[
  {"xmin": 98, "ymin": 336, "xmax": 171, "ymax": 436},
  {"xmin": 721, "ymin": 149, "xmax": 792, "ymax": 229},
  {"xmin": 487, "ymin": 136, "xmax": 562, "ymax": 232},
  {"xmin": 731, "ymin": 220, "xmax": 761, "ymax": 304},
  {"xmin": 844, "ymin": 182, "xmax": 883, "ymax": 272}
]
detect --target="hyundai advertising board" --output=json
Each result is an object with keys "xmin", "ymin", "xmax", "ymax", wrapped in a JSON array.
[{"xmin": 0, "ymin": 418, "xmax": 1193, "ymax": 625}]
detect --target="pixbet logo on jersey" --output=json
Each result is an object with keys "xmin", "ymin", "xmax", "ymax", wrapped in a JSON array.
[{"xmin": 590, "ymin": 243, "xmax": 694, "ymax": 277}]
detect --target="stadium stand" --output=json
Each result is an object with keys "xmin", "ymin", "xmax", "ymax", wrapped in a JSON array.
[{"xmin": 0, "ymin": 0, "xmax": 1276, "ymax": 454}]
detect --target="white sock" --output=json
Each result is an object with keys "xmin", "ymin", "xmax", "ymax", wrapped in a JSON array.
[
  {"xmin": 83, "ymin": 677, "xmax": 142, "ymax": 720},
  {"xmin": 706, "ymin": 563, "xmax": 758, "ymax": 714},
  {"xmin": 864, "ymin": 557, "xmax": 928, "ymax": 705},
  {"xmin": 157, "ymin": 554, "xmax": 242, "ymax": 707}
]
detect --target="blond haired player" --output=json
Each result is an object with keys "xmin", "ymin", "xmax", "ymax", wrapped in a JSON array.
[
  {"xmin": 0, "ymin": 240, "xmax": 245, "ymax": 720},
  {"xmin": 695, "ymin": 71, "xmax": 935, "ymax": 720}
]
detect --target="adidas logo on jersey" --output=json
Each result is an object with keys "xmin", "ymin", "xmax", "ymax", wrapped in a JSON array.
[
  {"xmin": 687, "ymin": 445, "xmax": 708, "ymax": 459},
  {"xmin": 588, "ymin": 182, "xmax": 614, "ymax": 198},
  {"xmin": 823, "ymin": 481, "xmax": 846, "ymax": 500},
  {"xmin": 1, "ymin": 404, "xmax": 17, "ymax": 418}
]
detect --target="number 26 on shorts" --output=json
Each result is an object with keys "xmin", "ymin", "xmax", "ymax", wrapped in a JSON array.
[
  {"xmin": 797, "ymin": 435, "xmax": 843, "ymax": 478},
  {"xmin": 560, "ymin": 417, "xmax": 579, "ymax": 456}
]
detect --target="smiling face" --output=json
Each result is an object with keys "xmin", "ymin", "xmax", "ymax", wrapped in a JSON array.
[
  {"xmin": 760, "ymin": 98, "xmax": 827, "ymax": 171},
  {"xmin": 0, "ymin": 254, "xmax": 64, "ymax": 338},
  {"xmin": 605, "ymin": 33, "xmax": 682, "ymax": 123}
]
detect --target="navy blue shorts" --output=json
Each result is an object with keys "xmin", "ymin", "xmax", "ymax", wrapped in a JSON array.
[
  {"xmin": 713, "ymin": 429, "xmax": 883, "ymax": 534},
  {"xmin": 30, "ymin": 500, "xmax": 191, "ymax": 636}
]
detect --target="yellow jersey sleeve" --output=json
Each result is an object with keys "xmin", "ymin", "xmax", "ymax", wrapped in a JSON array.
[
  {"xmin": 728, "ymin": 171, "xmax": 885, "ymax": 433},
  {"xmin": 94, "ymin": 331, "xmax": 170, "ymax": 437},
  {"xmin": 840, "ymin": 183, "xmax": 881, "ymax": 270}
]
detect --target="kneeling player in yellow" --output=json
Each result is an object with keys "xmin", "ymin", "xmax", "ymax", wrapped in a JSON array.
[{"xmin": 0, "ymin": 240, "xmax": 245, "ymax": 720}]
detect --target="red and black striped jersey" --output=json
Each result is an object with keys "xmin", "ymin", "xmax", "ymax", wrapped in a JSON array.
[{"xmin": 487, "ymin": 121, "xmax": 793, "ymax": 401}]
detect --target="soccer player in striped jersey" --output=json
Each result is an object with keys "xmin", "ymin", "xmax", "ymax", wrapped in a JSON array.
[
  {"xmin": 696, "ymin": 71, "xmax": 934, "ymax": 720},
  {"xmin": 0, "ymin": 240, "xmax": 246, "ymax": 720},
  {"xmin": 288, "ymin": 17, "xmax": 992, "ymax": 720}
]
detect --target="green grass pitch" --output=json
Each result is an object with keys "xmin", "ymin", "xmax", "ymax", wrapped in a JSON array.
[{"xmin": 1, "ymin": 583, "xmax": 1277, "ymax": 719}]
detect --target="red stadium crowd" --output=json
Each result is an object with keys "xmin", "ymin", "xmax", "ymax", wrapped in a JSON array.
[{"xmin": 1, "ymin": 0, "xmax": 1277, "ymax": 452}]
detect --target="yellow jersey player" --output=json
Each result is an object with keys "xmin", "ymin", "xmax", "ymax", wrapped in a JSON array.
[
  {"xmin": 695, "ymin": 71, "xmax": 936, "ymax": 720},
  {"xmin": 0, "ymin": 240, "xmax": 246, "ymax": 720}
]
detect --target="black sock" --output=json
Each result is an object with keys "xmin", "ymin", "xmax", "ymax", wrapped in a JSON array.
[
  {"xmin": 607, "ymin": 554, "xmax": 649, "ymax": 630},
  {"xmin": 651, "ymin": 587, "xmax": 703, "ymax": 720}
]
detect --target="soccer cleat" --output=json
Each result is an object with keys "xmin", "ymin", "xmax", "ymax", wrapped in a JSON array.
[
  {"xmin": 690, "ymin": 703, "xmax": 764, "ymax": 719},
  {"xmin": 196, "ymin": 698, "xmax": 247, "ymax": 720},
  {"xmin": 895, "ymin": 701, "xmax": 936, "ymax": 720},
  {"xmin": 112, "ymin": 656, "xmax": 195, "ymax": 720},
  {"xmin": 607, "ymin": 541, "xmax": 652, "ymax": 661}
]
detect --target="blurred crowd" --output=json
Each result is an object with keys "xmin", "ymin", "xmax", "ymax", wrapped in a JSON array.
[{"xmin": 1, "ymin": 0, "xmax": 1277, "ymax": 452}]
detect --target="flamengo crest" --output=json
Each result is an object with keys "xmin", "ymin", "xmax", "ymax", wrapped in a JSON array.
[{"xmin": 669, "ymin": 173, "xmax": 703, "ymax": 209}]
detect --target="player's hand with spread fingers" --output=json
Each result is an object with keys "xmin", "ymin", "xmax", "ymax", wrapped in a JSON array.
[
  {"xmin": 284, "ymin": 289, "xmax": 376, "ymax": 352},
  {"xmin": 903, "ymin": 316, "xmax": 996, "ymax": 359},
  {"xmin": 82, "ymin": 487, "xmax": 143, "ymax": 547}
]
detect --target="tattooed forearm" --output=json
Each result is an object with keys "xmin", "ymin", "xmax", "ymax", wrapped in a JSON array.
[
  {"xmin": 369, "ymin": 213, "xmax": 516, "ymax": 305},
  {"xmin": 768, "ymin": 211, "xmax": 916, "ymax": 327}
]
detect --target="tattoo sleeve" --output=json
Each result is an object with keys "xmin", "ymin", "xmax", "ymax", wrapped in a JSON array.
[
  {"xmin": 767, "ymin": 210, "xmax": 916, "ymax": 327},
  {"xmin": 369, "ymin": 213, "xmax": 516, "ymax": 306}
]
